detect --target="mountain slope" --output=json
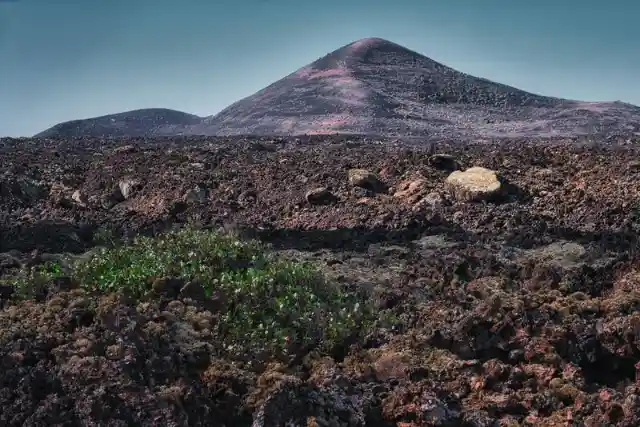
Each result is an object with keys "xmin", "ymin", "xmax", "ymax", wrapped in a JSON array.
[
  {"xmin": 34, "ymin": 38, "xmax": 640, "ymax": 139},
  {"xmin": 197, "ymin": 37, "xmax": 640, "ymax": 138},
  {"xmin": 35, "ymin": 108, "xmax": 203, "ymax": 139}
]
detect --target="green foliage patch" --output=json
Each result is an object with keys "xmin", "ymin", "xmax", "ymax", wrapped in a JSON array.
[{"xmin": 8, "ymin": 228, "xmax": 375, "ymax": 356}]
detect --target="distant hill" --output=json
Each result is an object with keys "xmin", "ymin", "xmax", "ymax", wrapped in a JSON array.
[
  {"xmin": 34, "ymin": 38, "xmax": 640, "ymax": 140},
  {"xmin": 34, "ymin": 108, "xmax": 203, "ymax": 139}
]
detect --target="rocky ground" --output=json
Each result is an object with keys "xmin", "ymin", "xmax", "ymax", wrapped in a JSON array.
[{"xmin": 2, "ymin": 135, "xmax": 640, "ymax": 426}]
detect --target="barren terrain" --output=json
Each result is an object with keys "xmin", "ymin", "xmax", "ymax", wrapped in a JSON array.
[{"xmin": 2, "ymin": 135, "xmax": 640, "ymax": 426}]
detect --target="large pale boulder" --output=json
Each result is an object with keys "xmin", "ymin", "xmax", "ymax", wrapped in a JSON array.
[{"xmin": 445, "ymin": 167, "xmax": 501, "ymax": 202}]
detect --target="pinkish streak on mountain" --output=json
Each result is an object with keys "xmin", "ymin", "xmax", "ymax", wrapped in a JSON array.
[
  {"xmin": 304, "ymin": 115, "xmax": 355, "ymax": 135},
  {"xmin": 277, "ymin": 115, "xmax": 359, "ymax": 136},
  {"xmin": 294, "ymin": 67, "xmax": 348, "ymax": 79},
  {"xmin": 294, "ymin": 66, "xmax": 368, "ymax": 107}
]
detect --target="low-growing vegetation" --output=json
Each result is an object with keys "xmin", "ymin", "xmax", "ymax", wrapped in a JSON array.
[{"xmin": 8, "ymin": 228, "xmax": 376, "ymax": 357}]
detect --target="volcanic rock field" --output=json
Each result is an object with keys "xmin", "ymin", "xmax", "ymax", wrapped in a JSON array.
[
  {"xmin": 2, "ymin": 135, "xmax": 640, "ymax": 426},
  {"xmin": 5, "ymin": 34, "xmax": 640, "ymax": 427}
]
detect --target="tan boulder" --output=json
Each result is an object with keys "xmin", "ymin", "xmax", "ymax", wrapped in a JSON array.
[
  {"xmin": 445, "ymin": 167, "xmax": 501, "ymax": 202},
  {"xmin": 347, "ymin": 169, "xmax": 382, "ymax": 189},
  {"xmin": 415, "ymin": 191, "xmax": 445, "ymax": 210}
]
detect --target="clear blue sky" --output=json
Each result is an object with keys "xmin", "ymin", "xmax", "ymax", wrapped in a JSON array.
[{"xmin": 1, "ymin": 0, "xmax": 638, "ymax": 137}]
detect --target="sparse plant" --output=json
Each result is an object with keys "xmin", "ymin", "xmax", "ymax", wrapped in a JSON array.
[
  {"xmin": 11, "ymin": 261, "xmax": 66, "ymax": 299},
  {"xmin": 92, "ymin": 226, "xmax": 119, "ymax": 247}
]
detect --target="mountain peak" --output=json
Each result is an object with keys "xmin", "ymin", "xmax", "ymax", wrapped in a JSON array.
[
  {"xmin": 306, "ymin": 37, "xmax": 424, "ymax": 71},
  {"xmin": 346, "ymin": 37, "xmax": 402, "ymax": 52},
  {"xmin": 201, "ymin": 37, "xmax": 577, "ymax": 137}
]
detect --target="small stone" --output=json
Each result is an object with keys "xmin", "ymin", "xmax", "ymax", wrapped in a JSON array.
[
  {"xmin": 373, "ymin": 351, "xmax": 410, "ymax": 381},
  {"xmin": 628, "ymin": 161, "xmax": 640, "ymax": 172},
  {"xmin": 305, "ymin": 187, "xmax": 336, "ymax": 205},
  {"xmin": 558, "ymin": 384, "xmax": 580, "ymax": 400},
  {"xmin": 71, "ymin": 190, "xmax": 88, "ymax": 206},
  {"xmin": 549, "ymin": 377, "xmax": 565, "ymax": 389},
  {"xmin": 184, "ymin": 185, "xmax": 209, "ymax": 203},
  {"xmin": 106, "ymin": 344, "xmax": 124, "ymax": 360},
  {"xmin": 166, "ymin": 300, "xmax": 186, "ymax": 315},
  {"xmin": 429, "ymin": 153, "xmax": 460, "ymax": 171},
  {"xmin": 379, "ymin": 166, "xmax": 399, "ymax": 178},
  {"xmin": 347, "ymin": 168, "xmax": 383, "ymax": 190},
  {"xmin": 452, "ymin": 211, "xmax": 465, "ymax": 222},
  {"xmin": 624, "ymin": 393, "xmax": 640, "ymax": 411},
  {"xmin": 118, "ymin": 179, "xmax": 139, "ymax": 200},
  {"xmin": 535, "ymin": 168, "xmax": 554, "ymax": 177},
  {"xmin": 238, "ymin": 189, "xmax": 257, "ymax": 204},
  {"xmin": 418, "ymin": 191, "xmax": 445, "ymax": 209},
  {"xmin": 69, "ymin": 297, "xmax": 89, "ymax": 309},
  {"xmin": 49, "ymin": 182, "xmax": 73, "ymax": 206}
]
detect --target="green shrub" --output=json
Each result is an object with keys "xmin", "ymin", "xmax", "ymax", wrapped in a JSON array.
[{"xmin": 9, "ymin": 228, "xmax": 374, "ymax": 356}]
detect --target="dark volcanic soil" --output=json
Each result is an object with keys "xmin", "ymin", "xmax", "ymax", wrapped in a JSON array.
[{"xmin": 2, "ymin": 135, "xmax": 640, "ymax": 426}]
